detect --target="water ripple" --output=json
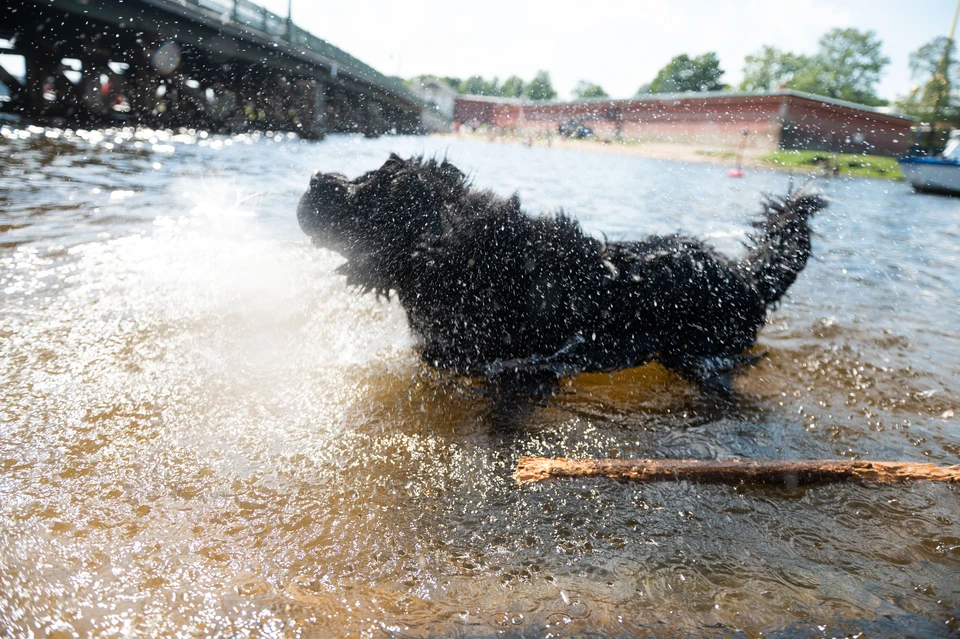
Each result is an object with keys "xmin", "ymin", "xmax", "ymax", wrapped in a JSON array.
[{"xmin": 1, "ymin": 126, "xmax": 959, "ymax": 637}]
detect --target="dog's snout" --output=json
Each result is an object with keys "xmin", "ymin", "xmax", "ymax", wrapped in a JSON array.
[{"xmin": 299, "ymin": 170, "xmax": 353, "ymax": 248}]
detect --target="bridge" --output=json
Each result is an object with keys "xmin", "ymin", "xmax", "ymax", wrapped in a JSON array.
[{"xmin": 2, "ymin": 0, "xmax": 431, "ymax": 137}]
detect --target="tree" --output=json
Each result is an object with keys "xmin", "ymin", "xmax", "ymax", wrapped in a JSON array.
[
  {"xmin": 408, "ymin": 74, "xmax": 459, "ymax": 91},
  {"xmin": 739, "ymin": 46, "xmax": 811, "ymax": 92},
  {"xmin": 459, "ymin": 75, "xmax": 501, "ymax": 96},
  {"xmin": 896, "ymin": 36, "xmax": 960, "ymax": 124},
  {"xmin": 648, "ymin": 53, "xmax": 725, "ymax": 93},
  {"xmin": 573, "ymin": 80, "xmax": 608, "ymax": 99},
  {"xmin": 524, "ymin": 71, "xmax": 557, "ymax": 100},
  {"xmin": 500, "ymin": 75, "xmax": 526, "ymax": 98},
  {"xmin": 459, "ymin": 75, "xmax": 484, "ymax": 95},
  {"xmin": 440, "ymin": 76, "xmax": 462, "ymax": 91},
  {"xmin": 483, "ymin": 76, "xmax": 502, "ymax": 96},
  {"xmin": 790, "ymin": 28, "xmax": 890, "ymax": 106}
]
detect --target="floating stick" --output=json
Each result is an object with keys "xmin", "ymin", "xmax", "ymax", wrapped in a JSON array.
[{"xmin": 514, "ymin": 456, "xmax": 960, "ymax": 486}]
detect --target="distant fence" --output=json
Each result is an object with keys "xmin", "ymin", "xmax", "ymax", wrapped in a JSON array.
[{"xmin": 160, "ymin": 0, "xmax": 415, "ymax": 101}]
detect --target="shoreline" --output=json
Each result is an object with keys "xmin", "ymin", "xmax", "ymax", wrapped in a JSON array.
[
  {"xmin": 0, "ymin": 113, "xmax": 902, "ymax": 180},
  {"xmin": 432, "ymin": 131, "xmax": 903, "ymax": 180},
  {"xmin": 433, "ymin": 131, "xmax": 766, "ymax": 167}
]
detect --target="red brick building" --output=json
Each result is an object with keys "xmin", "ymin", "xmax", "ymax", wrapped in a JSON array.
[{"xmin": 454, "ymin": 90, "xmax": 915, "ymax": 156}]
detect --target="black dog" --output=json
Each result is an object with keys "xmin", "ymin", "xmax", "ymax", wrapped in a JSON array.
[{"xmin": 298, "ymin": 154, "xmax": 825, "ymax": 393}]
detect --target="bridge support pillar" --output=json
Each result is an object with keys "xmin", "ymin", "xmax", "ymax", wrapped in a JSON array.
[
  {"xmin": 299, "ymin": 80, "xmax": 326, "ymax": 139},
  {"xmin": 77, "ymin": 46, "xmax": 124, "ymax": 118},
  {"xmin": 0, "ymin": 64, "xmax": 24, "ymax": 107},
  {"xmin": 21, "ymin": 39, "xmax": 78, "ymax": 118}
]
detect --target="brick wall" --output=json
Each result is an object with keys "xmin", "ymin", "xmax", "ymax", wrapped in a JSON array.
[{"xmin": 453, "ymin": 92, "xmax": 914, "ymax": 156}]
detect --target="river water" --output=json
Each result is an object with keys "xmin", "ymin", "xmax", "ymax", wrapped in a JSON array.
[{"xmin": 1, "ymin": 125, "xmax": 959, "ymax": 638}]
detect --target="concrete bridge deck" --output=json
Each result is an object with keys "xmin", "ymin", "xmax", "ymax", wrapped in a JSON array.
[{"xmin": 2, "ymin": 0, "xmax": 433, "ymax": 137}]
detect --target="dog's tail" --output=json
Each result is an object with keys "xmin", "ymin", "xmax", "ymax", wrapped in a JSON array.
[{"xmin": 739, "ymin": 187, "xmax": 827, "ymax": 307}]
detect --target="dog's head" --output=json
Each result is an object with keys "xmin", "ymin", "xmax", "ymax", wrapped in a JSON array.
[{"xmin": 298, "ymin": 154, "xmax": 467, "ymax": 268}]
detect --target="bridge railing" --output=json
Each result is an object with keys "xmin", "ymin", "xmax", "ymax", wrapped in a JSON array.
[
  {"xmin": 165, "ymin": 0, "xmax": 416, "ymax": 103},
  {"xmin": 288, "ymin": 25, "xmax": 413, "ymax": 100}
]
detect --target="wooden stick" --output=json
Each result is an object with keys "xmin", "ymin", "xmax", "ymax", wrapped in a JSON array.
[{"xmin": 514, "ymin": 456, "xmax": 960, "ymax": 486}]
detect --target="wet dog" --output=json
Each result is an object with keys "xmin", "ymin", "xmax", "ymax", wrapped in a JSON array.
[{"xmin": 297, "ymin": 154, "xmax": 825, "ymax": 394}]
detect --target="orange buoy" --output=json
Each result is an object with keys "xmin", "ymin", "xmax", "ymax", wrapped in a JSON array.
[{"xmin": 728, "ymin": 129, "xmax": 749, "ymax": 178}]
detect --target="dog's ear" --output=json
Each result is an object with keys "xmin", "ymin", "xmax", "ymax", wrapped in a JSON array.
[
  {"xmin": 436, "ymin": 160, "xmax": 466, "ymax": 193},
  {"xmin": 507, "ymin": 193, "xmax": 521, "ymax": 213}
]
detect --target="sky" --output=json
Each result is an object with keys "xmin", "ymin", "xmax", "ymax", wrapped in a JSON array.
[{"xmin": 256, "ymin": 0, "xmax": 956, "ymax": 102}]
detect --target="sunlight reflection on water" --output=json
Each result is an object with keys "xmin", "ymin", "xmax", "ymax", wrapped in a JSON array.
[{"xmin": 0, "ymin": 126, "xmax": 959, "ymax": 638}]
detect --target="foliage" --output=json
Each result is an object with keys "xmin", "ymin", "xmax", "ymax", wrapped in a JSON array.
[
  {"xmin": 791, "ymin": 29, "xmax": 890, "ymax": 106},
  {"xmin": 460, "ymin": 75, "xmax": 501, "ymax": 96},
  {"xmin": 525, "ymin": 71, "xmax": 557, "ymax": 100},
  {"xmin": 500, "ymin": 75, "xmax": 526, "ymax": 98},
  {"xmin": 573, "ymin": 80, "xmax": 609, "ymax": 99},
  {"xmin": 909, "ymin": 36, "xmax": 958, "ymax": 83},
  {"xmin": 739, "ymin": 46, "xmax": 811, "ymax": 92},
  {"xmin": 440, "ymin": 76, "xmax": 463, "ymax": 90},
  {"xmin": 407, "ymin": 75, "xmax": 462, "ymax": 92},
  {"xmin": 739, "ymin": 29, "xmax": 890, "ymax": 106},
  {"xmin": 763, "ymin": 150, "xmax": 903, "ymax": 180},
  {"xmin": 895, "ymin": 36, "xmax": 960, "ymax": 125},
  {"xmin": 443, "ymin": 71, "xmax": 554, "ymax": 100},
  {"xmin": 647, "ymin": 53, "xmax": 725, "ymax": 93}
]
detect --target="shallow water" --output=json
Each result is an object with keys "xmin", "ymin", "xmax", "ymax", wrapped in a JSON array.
[{"xmin": 1, "ymin": 125, "xmax": 959, "ymax": 638}]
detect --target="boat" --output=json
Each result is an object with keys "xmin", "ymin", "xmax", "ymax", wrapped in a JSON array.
[
  {"xmin": 899, "ymin": 130, "xmax": 960, "ymax": 196},
  {"xmin": 898, "ymin": 0, "xmax": 960, "ymax": 195}
]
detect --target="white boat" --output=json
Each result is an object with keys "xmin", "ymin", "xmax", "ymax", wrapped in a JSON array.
[{"xmin": 899, "ymin": 130, "xmax": 960, "ymax": 196}]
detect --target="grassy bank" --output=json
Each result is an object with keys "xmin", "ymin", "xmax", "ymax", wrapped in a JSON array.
[{"xmin": 763, "ymin": 150, "xmax": 903, "ymax": 180}]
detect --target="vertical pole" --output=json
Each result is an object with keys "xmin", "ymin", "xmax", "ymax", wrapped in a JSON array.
[
  {"xmin": 929, "ymin": 0, "xmax": 960, "ymax": 152},
  {"xmin": 286, "ymin": 0, "xmax": 293, "ymax": 41},
  {"xmin": 949, "ymin": 0, "xmax": 960, "ymax": 41}
]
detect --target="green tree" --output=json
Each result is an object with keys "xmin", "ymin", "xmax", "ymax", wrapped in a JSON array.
[
  {"xmin": 896, "ymin": 36, "xmax": 960, "ymax": 123},
  {"xmin": 459, "ymin": 75, "xmax": 501, "ymax": 96},
  {"xmin": 459, "ymin": 75, "xmax": 484, "ymax": 95},
  {"xmin": 790, "ymin": 28, "xmax": 890, "ymax": 105},
  {"xmin": 500, "ymin": 75, "xmax": 526, "ymax": 98},
  {"xmin": 524, "ymin": 71, "xmax": 557, "ymax": 100},
  {"xmin": 739, "ymin": 46, "xmax": 811, "ymax": 92},
  {"xmin": 634, "ymin": 83, "xmax": 652, "ymax": 96},
  {"xmin": 573, "ymin": 80, "xmax": 609, "ymax": 99},
  {"xmin": 649, "ymin": 53, "xmax": 725, "ymax": 93},
  {"xmin": 440, "ymin": 76, "xmax": 463, "ymax": 91},
  {"xmin": 408, "ymin": 74, "xmax": 458, "ymax": 90}
]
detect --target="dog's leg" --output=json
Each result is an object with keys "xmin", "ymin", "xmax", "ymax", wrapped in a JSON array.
[
  {"xmin": 488, "ymin": 369, "xmax": 562, "ymax": 397},
  {"xmin": 664, "ymin": 352, "xmax": 765, "ymax": 396}
]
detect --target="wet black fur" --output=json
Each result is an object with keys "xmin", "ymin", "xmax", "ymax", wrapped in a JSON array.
[{"xmin": 298, "ymin": 154, "xmax": 825, "ymax": 393}]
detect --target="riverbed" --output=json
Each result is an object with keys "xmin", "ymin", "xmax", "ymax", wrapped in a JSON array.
[{"xmin": 1, "ymin": 125, "xmax": 959, "ymax": 637}]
